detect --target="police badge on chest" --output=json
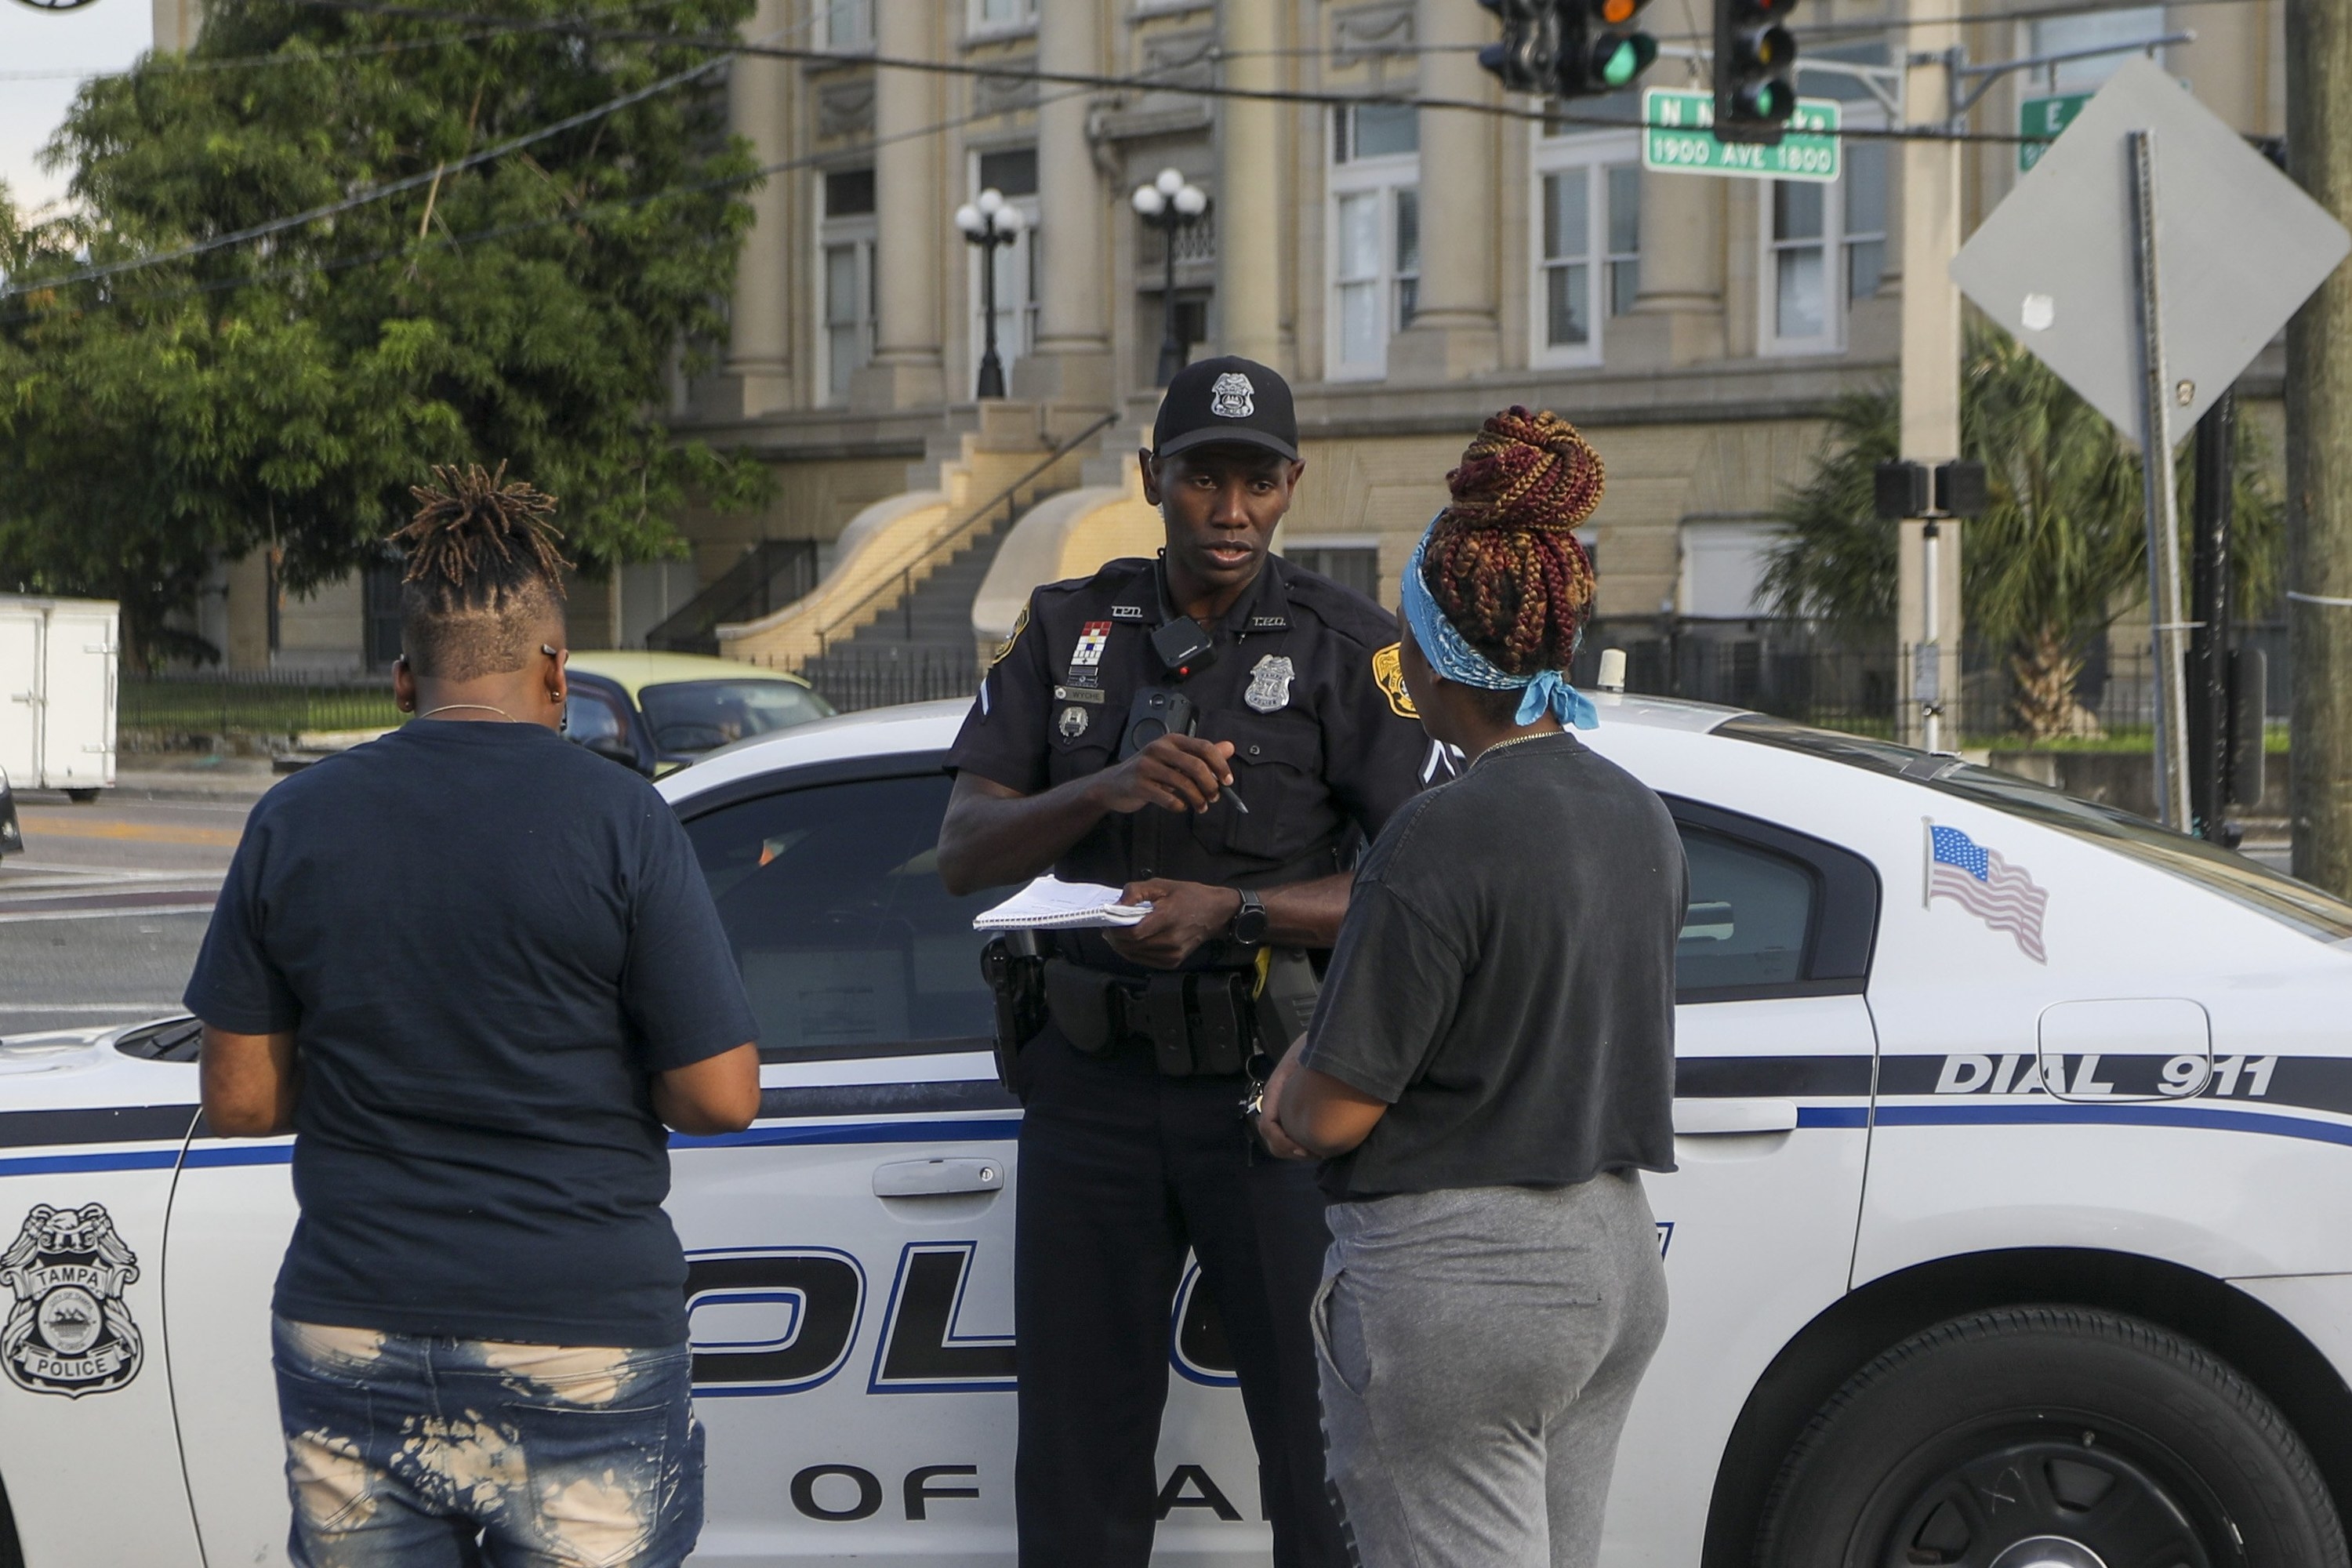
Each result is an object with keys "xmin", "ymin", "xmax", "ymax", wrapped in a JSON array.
[{"xmin": 1246, "ymin": 655, "xmax": 1296, "ymax": 713}]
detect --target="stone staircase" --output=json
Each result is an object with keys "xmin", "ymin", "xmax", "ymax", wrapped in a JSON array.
[{"xmin": 721, "ymin": 400, "xmax": 1125, "ymax": 710}]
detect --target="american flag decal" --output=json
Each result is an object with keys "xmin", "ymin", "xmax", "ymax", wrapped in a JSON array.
[{"xmin": 1926, "ymin": 822, "xmax": 2049, "ymax": 963}]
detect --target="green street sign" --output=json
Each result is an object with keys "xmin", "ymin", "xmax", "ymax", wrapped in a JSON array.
[
  {"xmin": 2019, "ymin": 93, "xmax": 2092, "ymax": 172},
  {"xmin": 1640, "ymin": 89, "xmax": 1842, "ymax": 184}
]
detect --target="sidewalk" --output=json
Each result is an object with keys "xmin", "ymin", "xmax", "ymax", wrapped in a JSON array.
[{"xmin": 95, "ymin": 756, "xmax": 281, "ymax": 804}]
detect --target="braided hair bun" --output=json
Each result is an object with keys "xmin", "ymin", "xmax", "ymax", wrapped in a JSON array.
[
  {"xmin": 388, "ymin": 463, "xmax": 572, "ymax": 680},
  {"xmin": 1418, "ymin": 407, "xmax": 1601, "ymax": 676}
]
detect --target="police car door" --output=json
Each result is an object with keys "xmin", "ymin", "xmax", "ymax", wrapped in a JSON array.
[
  {"xmin": 668, "ymin": 757, "xmax": 1029, "ymax": 1564},
  {"xmin": 1602, "ymin": 799, "xmax": 1882, "ymax": 1566}
]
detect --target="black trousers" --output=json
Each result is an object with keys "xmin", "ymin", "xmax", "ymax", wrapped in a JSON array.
[{"xmin": 1013, "ymin": 1029, "xmax": 1348, "ymax": 1568}]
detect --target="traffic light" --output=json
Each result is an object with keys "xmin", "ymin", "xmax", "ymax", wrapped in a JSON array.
[
  {"xmin": 1577, "ymin": 0, "xmax": 1659, "ymax": 94},
  {"xmin": 1476, "ymin": 0, "xmax": 1563, "ymax": 96},
  {"xmin": 1478, "ymin": 0, "xmax": 1660, "ymax": 100},
  {"xmin": 1715, "ymin": 0, "xmax": 1800, "ymax": 144}
]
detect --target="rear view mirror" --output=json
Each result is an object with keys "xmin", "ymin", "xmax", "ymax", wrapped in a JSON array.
[{"xmin": 583, "ymin": 734, "xmax": 641, "ymax": 770}]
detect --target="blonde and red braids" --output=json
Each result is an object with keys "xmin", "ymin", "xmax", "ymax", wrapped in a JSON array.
[{"xmin": 1417, "ymin": 406, "xmax": 1602, "ymax": 676}]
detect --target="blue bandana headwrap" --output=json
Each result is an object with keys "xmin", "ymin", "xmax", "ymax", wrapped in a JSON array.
[{"xmin": 1399, "ymin": 520, "xmax": 1598, "ymax": 731}]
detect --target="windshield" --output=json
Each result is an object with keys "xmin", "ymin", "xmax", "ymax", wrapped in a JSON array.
[
  {"xmin": 1715, "ymin": 713, "xmax": 2352, "ymax": 943},
  {"xmin": 638, "ymin": 679, "xmax": 837, "ymax": 755}
]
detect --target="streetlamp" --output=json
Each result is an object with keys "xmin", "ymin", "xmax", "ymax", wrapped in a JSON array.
[
  {"xmin": 1132, "ymin": 167, "xmax": 1208, "ymax": 387},
  {"xmin": 955, "ymin": 187, "xmax": 1026, "ymax": 400}
]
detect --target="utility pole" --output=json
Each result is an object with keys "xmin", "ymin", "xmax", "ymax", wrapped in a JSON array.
[
  {"xmin": 1896, "ymin": 2, "xmax": 1964, "ymax": 751},
  {"xmin": 2286, "ymin": 0, "xmax": 2352, "ymax": 894}
]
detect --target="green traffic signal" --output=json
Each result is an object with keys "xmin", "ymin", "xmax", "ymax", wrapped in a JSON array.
[{"xmin": 1595, "ymin": 30, "xmax": 1658, "ymax": 87}]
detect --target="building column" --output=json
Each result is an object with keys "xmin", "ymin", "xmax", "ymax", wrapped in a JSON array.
[
  {"xmin": 1216, "ymin": 0, "xmax": 1285, "ymax": 369},
  {"xmin": 1386, "ymin": 0, "xmax": 1501, "ymax": 381},
  {"xmin": 1014, "ymin": 0, "xmax": 1113, "ymax": 402},
  {"xmin": 1616, "ymin": 167, "xmax": 1726, "ymax": 367},
  {"xmin": 853, "ymin": 1, "xmax": 946, "ymax": 409},
  {"xmin": 723, "ymin": 0, "xmax": 793, "ymax": 417}
]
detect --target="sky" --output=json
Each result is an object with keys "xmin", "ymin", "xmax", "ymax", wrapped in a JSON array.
[{"xmin": 1, "ymin": 0, "xmax": 152, "ymax": 215}]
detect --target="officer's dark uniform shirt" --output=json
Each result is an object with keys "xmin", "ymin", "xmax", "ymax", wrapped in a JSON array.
[{"xmin": 949, "ymin": 552, "xmax": 1441, "ymax": 972}]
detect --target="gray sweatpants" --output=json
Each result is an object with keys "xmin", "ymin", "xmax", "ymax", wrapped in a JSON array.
[{"xmin": 1312, "ymin": 1172, "xmax": 1669, "ymax": 1568}]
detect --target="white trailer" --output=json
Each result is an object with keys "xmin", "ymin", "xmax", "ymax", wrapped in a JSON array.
[{"xmin": 0, "ymin": 594, "xmax": 119, "ymax": 801}]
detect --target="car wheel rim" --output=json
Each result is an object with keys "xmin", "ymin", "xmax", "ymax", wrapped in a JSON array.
[{"xmin": 1867, "ymin": 1429, "xmax": 2222, "ymax": 1568}]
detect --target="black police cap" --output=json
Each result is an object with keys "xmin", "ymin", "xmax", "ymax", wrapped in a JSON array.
[{"xmin": 1152, "ymin": 355, "xmax": 1298, "ymax": 463}]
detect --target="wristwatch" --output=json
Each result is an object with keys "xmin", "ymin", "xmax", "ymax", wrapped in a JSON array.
[{"xmin": 1229, "ymin": 888, "xmax": 1270, "ymax": 946}]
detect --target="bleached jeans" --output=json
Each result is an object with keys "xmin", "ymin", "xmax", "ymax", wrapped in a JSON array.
[{"xmin": 270, "ymin": 1315, "xmax": 703, "ymax": 1568}]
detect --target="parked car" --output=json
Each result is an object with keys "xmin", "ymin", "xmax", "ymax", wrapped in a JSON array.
[
  {"xmin": 561, "ymin": 649, "xmax": 834, "ymax": 775},
  {"xmin": 5, "ymin": 694, "xmax": 2352, "ymax": 1567}
]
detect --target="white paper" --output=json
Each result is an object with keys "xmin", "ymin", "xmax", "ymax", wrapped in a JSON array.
[{"xmin": 973, "ymin": 876, "xmax": 1153, "ymax": 931}]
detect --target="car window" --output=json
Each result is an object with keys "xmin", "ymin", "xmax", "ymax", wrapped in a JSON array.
[
  {"xmin": 1677, "ymin": 827, "xmax": 1814, "ymax": 992},
  {"xmin": 564, "ymin": 685, "xmax": 631, "ymax": 751},
  {"xmin": 641, "ymin": 680, "xmax": 837, "ymax": 755},
  {"xmin": 684, "ymin": 774, "xmax": 1012, "ymax": 1060},
  {"xmin": 1715, "ymin": 713, "xmax": 2352, "ymax": 942}
]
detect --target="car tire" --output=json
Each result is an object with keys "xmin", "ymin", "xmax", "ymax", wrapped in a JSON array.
[{"xmin": 1754, "ymin": 1305, "xmax": 2348, "ymax": 1568}]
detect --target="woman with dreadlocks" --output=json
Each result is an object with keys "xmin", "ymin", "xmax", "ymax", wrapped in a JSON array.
[
  {"xmin": 1255, "ymin": 408, "xmax": 1684, "ymax": 1568},
  {"xmin": 187, "ymin": 464, "xmax": 759, "ymax": 1568}
]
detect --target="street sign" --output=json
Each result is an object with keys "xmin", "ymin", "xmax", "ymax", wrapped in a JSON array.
[
  {"xmin": 1952, "ymin": 56, "xmax": 2350, "ymax": 452},
  {"xmin": 1641, "ymin": 89, "xmax": 1842, "ymax": 184},
  {"xmin": 2017, "ymin": 93, "xmax": 2090, "ymax": 172}
]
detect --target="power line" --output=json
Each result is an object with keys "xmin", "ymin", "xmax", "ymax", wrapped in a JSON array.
[
  {"xmin": 0, "ymin": 56, "xmax": 1149, "ymax": 321},
  {"xmin": 284, "ymin": 0, "xmax": 2056, "ymax": 145}
]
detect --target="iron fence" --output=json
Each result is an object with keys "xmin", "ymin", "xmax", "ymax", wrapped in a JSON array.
[
  {"xmin": 787, "ymin": 644, "xmax": 978, "ymax": 713},
  {"xmin": 1578, "ymin": 619, "xmax": 2290, "ymax": 745},
  {"xmin": 120, "ymin": 670, "xmax": 401, "ymax": 749}
]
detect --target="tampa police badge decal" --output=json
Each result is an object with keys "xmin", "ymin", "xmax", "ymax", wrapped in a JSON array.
[
  {"xmin": 1371, "ymin": 643, "xmax": 1418, "ymax": 718},
  {"xmin": 1210, "ymin": 372, "xmax": 1255, "ymax": 419},
  {"xmin": 2, "ymin": 1203, "xmax": 144, "ymax": 1397},
  {"xmin": 1245, "ymin": 655, "xmax": 1297, "ymax": 713}
]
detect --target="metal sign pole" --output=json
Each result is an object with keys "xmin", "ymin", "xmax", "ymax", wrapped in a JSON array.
[{"xmin": 2129, "ymin": 128, "xmax": 2194, "ymax": 829}]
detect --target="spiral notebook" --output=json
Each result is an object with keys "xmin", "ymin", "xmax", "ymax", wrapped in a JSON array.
[{"xmin": 972, "ymin": 876, "xmax": 1153, "ymax": 931}]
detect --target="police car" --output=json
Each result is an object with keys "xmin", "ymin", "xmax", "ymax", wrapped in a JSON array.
[{"xmin": 5, "ymin": 693, "xmax": 2351, "ymax": 1568}]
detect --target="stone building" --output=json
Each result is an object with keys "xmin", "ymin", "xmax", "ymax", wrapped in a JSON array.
[{"xmin": 189, "ymin": 0, "xmax": 2291, "ymax": 698}]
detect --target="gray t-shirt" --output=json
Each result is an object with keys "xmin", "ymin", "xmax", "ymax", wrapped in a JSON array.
[{"xmin": 1298, "ymin": 731, "xmax": 1685, "ymax": 1199}]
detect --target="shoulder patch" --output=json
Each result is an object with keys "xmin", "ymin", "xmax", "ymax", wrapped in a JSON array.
[
  {"xmin": 989, "ymin": 604, "xmax": 1029, "ymax": 670},
  {"xmin": 1372, "ymin": 643, "xmax": 1417, "ymax": 719}
]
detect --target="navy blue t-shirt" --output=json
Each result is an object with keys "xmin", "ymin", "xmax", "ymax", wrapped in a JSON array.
[{"xmin": 184, "ymin": 719, "xmax": 757, "ymax": 1346}]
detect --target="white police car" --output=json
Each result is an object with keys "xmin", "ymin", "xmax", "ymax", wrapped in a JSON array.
[{"xmin": 4, "ymin": 694, "xmax": 2351, "ymax": 1568}]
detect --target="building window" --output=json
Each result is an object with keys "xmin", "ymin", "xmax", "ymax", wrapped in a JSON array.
[
  {"xmin": 817, "ymin": 166, "xmax": 877, "ymax": 405},
  {"xmin": 967, "ymin": 0, "xmax": 1036, "ymax": 36},
  {"xmin": 969, "ymin": 148, "xmax": 1040, "ymax": 383},
  {"xmin": 1759, "ymin": 118, "xmax": 1887, "ymax": 357},
  {"xmin": 1327, "ymin": 105, "xmax": 1419, "ymax": 380},
  {"xmin": 2031, "ymin": 5, "xmax": 2164, "ymax": 93},
  {"xmin": 1679, "ymin": 518, "xmax": 1785, "ymax": 619},
  {"xmin": 1530, "ymin": 128, "xmax": 1639, "ymax": 367},
  {"xmin": 821, "ymin": 0, "xmax": 872, "ymax": 50},
  {"xmin": 1282, "ymin": 540, "xmax": 1381, "ymax": 602}
]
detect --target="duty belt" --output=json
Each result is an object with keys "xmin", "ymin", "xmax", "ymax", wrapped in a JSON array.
[{"xmin": 1042, "ymin": 959, "xmax": 1255, "ymax": 1078}]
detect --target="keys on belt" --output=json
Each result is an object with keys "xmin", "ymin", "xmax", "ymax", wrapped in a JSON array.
[{"xmin": 1042, "ymin": 960, "xmax": 1254, "ymax": 1077}]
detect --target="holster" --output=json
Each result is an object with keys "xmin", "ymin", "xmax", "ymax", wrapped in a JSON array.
[
  {"xmin": 980, "ymin": 932, "xmax": 1049, "ymax": 1094},
  {"xmin": 1252, "ymin": 947, "xmax": 1323, "ymax": 1062},
  {"xmin": 1043, "ymin": 960, "xmax": 1256, "ymax": 1078}
]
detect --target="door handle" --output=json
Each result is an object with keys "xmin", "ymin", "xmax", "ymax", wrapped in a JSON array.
[
  {"xmin": 873, "ymin": 1157, "xmax": 1004, "ymax": 1198},
  {"xmin": 1673, "ymin": 1097, "xmax": 1800, "ymax": 1136}
]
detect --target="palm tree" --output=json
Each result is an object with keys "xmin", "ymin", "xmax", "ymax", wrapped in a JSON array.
[{"xmin": 1761, "ymin": 318, "xmax": 2279, "ymax": 742}]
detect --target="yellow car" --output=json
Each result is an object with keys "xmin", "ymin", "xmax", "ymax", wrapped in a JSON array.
[{"xmin": 562, "ymin": 651, "xmax": 836, "ymax": 775}]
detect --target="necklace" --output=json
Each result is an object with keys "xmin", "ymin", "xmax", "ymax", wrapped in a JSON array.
[
  {"xmin": 1472, "ymin": 730, "xmax": 1561, "ymax": 768},
  {"xmin": 416, "ymin": 703, "xmax": 518, "ymax": 722}
]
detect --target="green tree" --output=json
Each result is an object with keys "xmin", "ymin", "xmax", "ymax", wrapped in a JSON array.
[
  {"xmin": 1762, "ymin": 318, "xmax": 2281, "ymax": 741},
  {"xmin": 0, "ymin": 0, "xmax": 768, "ymax": 664}
]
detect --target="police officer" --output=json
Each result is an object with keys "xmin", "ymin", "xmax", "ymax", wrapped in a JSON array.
[{"xmin": 938, "ymin": 356, "xmax": 1443, "ymax": 1568}]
